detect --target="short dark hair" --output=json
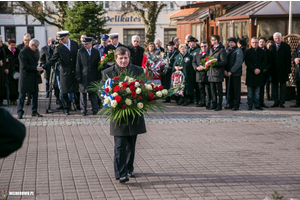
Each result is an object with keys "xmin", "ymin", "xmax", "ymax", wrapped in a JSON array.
[
  {"xmin": 258, "ymin": 36, "xmax": 267, "ymax": 42},
  {"xmin": 8, "ymin": 39, "xmax": 16, "ymax": 44},
  {"xmin": 114, "ymin": 47, "xmax": 130, "ymax": 59},
  {"xmin": 146, "ymin": 42, "xmax": 155, "ymax": 53},
  {"xmin": 211, "ymin": 35, "xmax": 220, "ymax": 43},
  {"xmin": 200, "ymin": 41, "xmax": 208, "ymax": 44}
]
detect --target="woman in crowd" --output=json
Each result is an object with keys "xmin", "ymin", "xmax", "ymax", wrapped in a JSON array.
[
  {"xmin": 173, "ymin": 44, "xmax": 194, "ymax": 106},
  {"xmin": 5, "ymin": 39, "xmax": 20, "ymax": 105},
  {"xmin": 142, "ymin": 42, "xmax": 161, "ymax": 84},
  {"xmin": 237, "ymin": 39, "xmax": 247, "ymax": 59}
]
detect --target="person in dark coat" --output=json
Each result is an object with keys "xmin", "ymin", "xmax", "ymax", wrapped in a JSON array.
[
  {"xmin": 237, "ymin": 38, "xmax": 247, "ymax": 59},
  {"xmin": 245, "ymin": 37, "xmax": 267, "ymax": 110},
  {"xmin": 39, "ymin": 37, "xmax": 54, "ymax": 98},
  {"xmin": 154, "ymin": 38, "xmax": 165, "ymax": 52},
  {"xmin": 258, "ymin": 36, "xmax": 272, "ymax": 108},
  {"xmin": 173, "ymin": 44, "xmax": 194, "ymax": 106},
  {"xmin": 17, "ymin": 39, "xmax": 44, "ymax": 119},
  {"xmin": 43, "ymin": 31, "xmax": 80, "ymax": 115},
  {"xmin": 128, "ymin": 35, "xmax": 144, "ymax": 67},
  {"xmin": 269, "ymin": 32, "xmax": 292, "ymax": 108},
  {"xmin": 94, "ymin": 34, "xmax": 109, "ymax": 58},
  {"xmin": 290, "ymin": 38, "xmax": 300, "ymax": 107},
  {"xmin": 104, "ymin": 33, "xmax": 127, "ymax": 54},
  {"xmin": 4, "ymin": 39, "xmax": 20, "ymax": 105},
  {"xmin": 265, "ymin": 40, "xmax": 275, "ymax": 101},
  {"xmin": 207, "ymin": 35, "xmax": 227, "ymax": 111},
  {"xmin": 192, "ymin": 41, "xmax": 211, "ymax": 108},
  {"xmin": 0, "ymin": 36, "xmax": 8, "ymax": 106},
  {"xmin": 75, "ymin": 37, "xmax": 101, "ymax": 116},
  {"xmin": 161, "ymin": 41, "xmax": 179, "ymax": 103},
  {"xmin": 78, "ymin": 34, "xmax": 86, "ymax": 49},
  {"xmin": 224, "ymin": 37, "xmax": 244, "ymax": 111},
  {"xmin": 173, "ymin": 37, "xmax": 181, "ymax": 52},
  {"xmin": 102, "ymin": 47, "xmax": 146, "ymax": 183},
  {"xmin": 0, "ymin": 108, "xmax": 26, "ymax": 158}
]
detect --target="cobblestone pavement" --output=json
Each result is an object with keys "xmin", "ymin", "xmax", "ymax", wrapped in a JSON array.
[{"xmin": 1, "ymin": 85, "xmax": 300, "ymax": 200}]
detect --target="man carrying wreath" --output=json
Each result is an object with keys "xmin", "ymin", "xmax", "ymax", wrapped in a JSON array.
[{"xmin": 102, "ymin": 47, "xmax": 146, "ymax": 183}]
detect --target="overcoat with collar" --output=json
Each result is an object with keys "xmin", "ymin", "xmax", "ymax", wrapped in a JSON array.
[
  {"xmin": 18, "ymin": 46, "xmax": 40, "ymax": 93},
  {"xmin": 292, "ymin": 44, "xmax": 300, "ymax": 81},
  {"xmin": 192, "ymin": 49, "xmax": 210, "ymax": 83},
  {"xmin": 39, "ymin": 45, "xmax": 52, "ymax": 79},
  {"xmin": 75, "ymin": 47, "xmax": 101, "ymax": 93},
  {"xmin": 44, "ymin": 40, "xmax": 79, "ymax": 93},
  {"xmin": 102, "ymin": 63, "xmax": 146, "ymax": 136},
  {"xmin": 161, "ymin": 50, "xmax": 179, "ymax": 89},
  {"xmin": 128, "ymin": 44, "xmax": 144, "ymax": 67},
  {"xmin": 269, "ymin": 41, "xmax": 291, "ymax": 83},
  {"xmin": 207, "ymin": 43, "xmax": 227, "ymax": 83}
]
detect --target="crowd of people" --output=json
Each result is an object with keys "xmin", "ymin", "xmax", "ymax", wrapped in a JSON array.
[{"xmin": 0, "ymin": 30, "xmax": 300, "ymax": 119}]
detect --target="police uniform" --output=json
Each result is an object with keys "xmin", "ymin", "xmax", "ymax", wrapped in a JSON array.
[
  {"xmin": 75, "ymin": 37, "xmax": 101, "ymax": 115},
  {"xmin": 95, "ymin": 34, "xmax": 109, "ymax": 58}
]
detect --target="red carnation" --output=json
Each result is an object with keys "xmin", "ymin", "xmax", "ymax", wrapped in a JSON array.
[
  {"xmin": 113, "ymin": 76, "xmax": 120, "ymax": 82},
  {"xmin": 131, "ymin": 92, "xmax": 137, "ymax": 98},
  {"xmin": 149, "ymin": 92, "xmax": 155, "ymax": 100},
  {"xmin": 129, "ymin": 85, "xmax": 136, "ymax": 91},
  {"xmin": 121, "ymin": 82, "xmax": 128, "ymax": 89},
  {"xmin": 104, "ymin": 88, "xmax": 109, "ymax": 94},
  {"xmin": 129, "ymin": 82, "xmax": 135, "ymax": 87},
  {"xmin": 154, "ymin": 86, "xmax": 160, "ymax": 91},
  {"xmin": 113, "ymin": 86, "xmax": 120, "ymax": 93},
  {"xmin": 137, "ymin": 96, "xmax": 143, "ymax": 100},
  {"xmin": 204, "ymin": 58, "xmax": 208, "ymax": 62},
  {"xmin": 115, "ymin": 96, "xmax": 122, "ymax": 103},
  {"xmin": 159, "ymin": 85, "xmax": 163, "ymax": 90},
  {"xmin": 122, "ymin": 105, "xmax": 127, "ymax": 109}
]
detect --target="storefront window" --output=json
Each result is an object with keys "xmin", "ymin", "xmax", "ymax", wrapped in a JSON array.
[
  {"xmin": 256, "ymin": 20, "xmax": 285, "ymax": 38},
  {"xmin": 164, "ymin": 29, "xmax": 176, "ymax": 46},
  {"xmin": 292, "ymin": 20, "xmax": 300, "ymax": 35},
  {"xmin": 242, "ymin": 21, "xmax": 249, "ymax": 47},
  {"xmin": 234, "ymin": 22, "xmax": 241, "ymax": 40},
  {"xmin": 123, "ymin": 29, "xmax": 145, "ymax": 47}
]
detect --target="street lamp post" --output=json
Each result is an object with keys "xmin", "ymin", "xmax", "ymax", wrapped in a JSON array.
[{"xmin": 288, "ymin": 1, "xmax": 292, "ymax": 34}]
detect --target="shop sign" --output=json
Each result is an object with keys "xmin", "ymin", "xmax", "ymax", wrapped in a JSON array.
[{"xmin": 104, "ymin": 15, "xmax": 141, "ymax": 23}]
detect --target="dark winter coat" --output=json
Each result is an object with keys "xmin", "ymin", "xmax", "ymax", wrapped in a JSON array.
[
  {"xmin": 75, "ymin": 48, "xmax": 101, "ymax": 93},
  {"xmin": 0, "ymin": 45, "xmax": 8, "ymax": 99},
  {"xmin": 245, "ymin": 47, "xmax": 267, "ymax": 87},
  {"xmin": 173, "ymin": 52, "xmax": 195, "ymax": 95},
  {"xmin": 261, "ymin": 48, "xmax": 272, "ymax": 80},
  {"xmin": 0, "ymin": 108, "xmax": 26, "ymax": 158},
  {"xmin": 4, "ymin": 47, "xmax": 20, "ymax": 98},
  {"xmin": 188, "ymin": 46, "xmax": 200, "ymax": 57},
  {"xmin": 225, "ymin": 47, "xmax": 243, "ymax": 77},
  {"xmin": 207, "ymin": 43, "xmax": 227, "ymax": 83},
  {"xmin": 17, "ymin": 42, "xmax": 25, "ymax": 50},
  {"xmin": 128, "ymin": 44, "xmax": 144, "ymax": 67},
  {"xmin": 292, "ymin": 44, "xmax": 300, "ymax": 81},
  {"xmin": 39, "ymin": 45, "xmax": 53, "ymax": 79},
  {"xmin": 269, "ymin": 41, "xmax": 291, "ymax": 83},
  {"xmin": 102, "ymin": 63, "xmax": 146, "ymax": 137},
  {"xmin": 192, "ymin": 49, "xmax": 209, "ymax": 83},
  {"xmin": 161, "ymin": 50, "xmax": 179, "ymax": 89},
  {"xmin": 18, "ymin": 46, "xmax": 40, "ymax": 93},
  {"xmin": 43, "ymin": 40, "xmax": 79, "ymax": 93},
  {"xmin": 104, "ymin": 42, "xmax": 127, "ymax": 54}
]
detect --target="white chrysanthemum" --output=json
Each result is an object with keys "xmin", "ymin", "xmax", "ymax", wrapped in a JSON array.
[
  {"xmin": 162, "ymin": 89, "xmax": 168, "ymax": 95},
  {"xmin": 126, "ymin": 88, "xmax": 131, "ymax": 94},
  {"xmin": 111, "ymin": 100, "xmax": 118, "ymax": 108},
  {"xmin": 124, "ymin": 76, "xmax": 130, "ymax": 81},
  {"xmin": 112, "ymin": 92, "xmax": 118, "ymax": 97},
  {"xmin": 146, "ymin": 84, "xmax": 152, "ymax": 90},
  {"xmin": 104, "ymin": 98, "xmax": 110, "ymax": 104},
  {"xmin": 125, "ymin": 98, "xmax": 132, "ymax": 106},
  {"xmin": 107, "ymin": 86, "xmax": 112, "ymax": 92},
  {"xmin": 119, "ymin": 82, "xmax": 123, "ymax": 87},
  {"xmin": 136, "ymin": 88, "xmax": 142, "ymax": 94},
  {"xmin": 137, "ymin": 102, "xmax": 143, "ymax": 109},
  {"xmin": 134, "ymin": 82, "xmax": 140, "ymax": 87},
  {"xmin": 128, "ymin": 78, "xmax": 135, "ymax": 83},
  {"xmin": 156, "ymin": 91, "xmax": 162, "ymax": 97}
]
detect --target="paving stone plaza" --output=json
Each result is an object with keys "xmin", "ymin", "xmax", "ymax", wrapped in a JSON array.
[{"xmin": 1, "ymin": 85, "xmax": 300, "ymax": 200}]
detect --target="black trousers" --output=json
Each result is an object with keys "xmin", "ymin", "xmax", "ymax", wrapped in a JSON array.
[
  {"xmin": 80, "ymin": 92, "xmax": 99, "ymax": 114},
  {"xmin": 296, "ymin": 81, "xmax": 300, "ymax": 105},
  {"xmin": 114, "ymin": 135, "xmax": 137, "ymax": 179},
  {"xmin": 271, "ymin": 82, "xmax": 286, "ymax": 105},
  {"xmin": 61, "ymin": 92, "xmax": 80, "ymax": 111},
  {"xmin": 260, "ymin": 80, "xmax": 268, "ymax": 105},
  {"xmin": 226, "ymin": 76, "xmax": 241, "ymax": 108},
  {"xmin": 210, "ymin": 82, "xmax": 223, "ymax": 107},
  {"xmin": 198, "ymin": 82, "xmax": 211, "ymax": 106},
  {"xmin": 17, "ymin": 92, "xmax": 38, "ymax": 116}
]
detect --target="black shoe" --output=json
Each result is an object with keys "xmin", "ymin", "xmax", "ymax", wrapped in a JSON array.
[
  {"xmin": 182, "ymin": 99, "xmax": 189, "ymax": 106},
  {"xmin": 232, "ymin": 107, "xmax": 239, "ymax": 111},
  {"xmin": 280, "ymin": 104, "xmax": 285, "ymax": 108},
  {"xmin": 26, "ymin": 100, "xmax": 31, "ymax": 106},
  {"xmin": 206, "ymin": 105, "xmax": 211, "ymax": 110},
  {"xmin": 56, "ymin": 105, "xmax": 63, "ymax": 110},
  {"xmin": 224, "ymin": 106, "xmax": 233, "ymax": 110},
  {"xmin": 196, "ymin": 103, "xmax": 205, "ymax": 107},
  {"xmin": 248, "ymin": 107, "xmax": 252, "ymax": 110},
  {"xmin": 261, "ymin": 104, "xmax": 269, "ymax": 108},
  {"xmin": 270, "ymin": 103, "xmax": 279, "ymax": 107},
  {"xmin": 119, "ymin": 176, "xmax": 129, "ymax": 183},
  {"xmin": 177, "ymin": 98, "xmax": 183, "ymax": 105},
  {"xmin": 214, "ymin": 106, "xmax": 222, "ymax": 111},
  {"xmin": 32, "ymin": 112, "xmax": 43, "ymax": 117},
  {"xmin": 82, "ymin": 112, "xmax": 87, "ymax": 116},
  {"xmin": 17, "ymin": 114, "xmax": 23, "ymax": 119},
  {"xmin": 93, "ymin": 112, "xmax": 98, "ymax": 115},
  {"xmin": 76, "ymin": 104, "xmax": 81, "ymax": 110},
  {"xmin": 64, "ymin": 111, "xmax": 70, "ymax": 115},
  {"xmin": 255, "ymin": 107, "xmax": 263, "ymax": 110},
  {"xmin": 290, "ymin": 104, "xmax": 300, "ymax": 107},
  {"xmin": 128, "ymin": 172, "xmax": 135, "ymax": 178}
]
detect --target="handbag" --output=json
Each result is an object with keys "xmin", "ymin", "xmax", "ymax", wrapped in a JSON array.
[{"xmin": 12, "ymin": 71, "xmax": 20, "ymax": 80}]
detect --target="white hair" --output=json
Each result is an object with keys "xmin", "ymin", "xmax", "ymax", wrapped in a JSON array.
[
  {"xmin": 132, "ymin": 35, "xmax": 140, "ymax": 42},
  {"xmin": 29, "ymin": 38, "xmax": 39, "ymax": 46},
  {"xmin": 154, "ymin": 38, "xmax": 162, "ymax": 44},
  {"xmin": 273, "ymin": 32, "xmax": 282, "ymax": 38}
]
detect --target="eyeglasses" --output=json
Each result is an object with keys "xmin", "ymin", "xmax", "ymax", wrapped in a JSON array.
[
  {"xmin": 200, "ymin": 46, "xmax": 207, "ymax": 47},
  {"xmin": 133, "ymin": 40, "xmax": 139, "ymax": 43},
  {"xmin": 33, "ymin": 44, "xmax": 38, "ymax": 49}
]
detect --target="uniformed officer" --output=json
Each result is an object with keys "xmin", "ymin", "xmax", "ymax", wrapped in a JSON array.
[
  {"xmin": 75, "ymin": 37, "xmax": 101, "ymax": 116},
  {"xmin": 95, "ymin": 34, "xmax": 109, "ymax": 58},
  {"xmin": 43, "ymin": 31, "xmax": 80, "ymax": 115},
  {"xmin": 104, "ymin": 33, "xmax": 127, "ymax": 54}
]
